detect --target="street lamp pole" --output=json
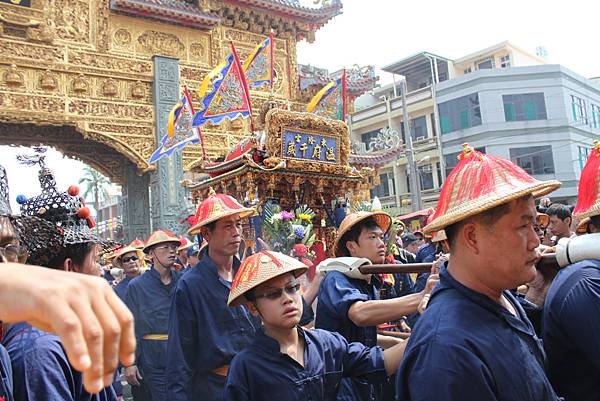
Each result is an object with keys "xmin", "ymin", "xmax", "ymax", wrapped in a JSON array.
[{"xmin": 400, "ymin": 78, "xmax": 423, "ymax": 211}]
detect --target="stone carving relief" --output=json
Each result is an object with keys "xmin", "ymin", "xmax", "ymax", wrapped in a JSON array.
[
  {"xmin": 101, "ymin": 79, "xmax": 118, "ymax": 97},
  {"xmin": 68, "ymin": 100, "xmax": 153, "ymax": 120},
  {"xmin": 3, "ymin": 64, "xmax": 23, "ymax": 87},
  {"xmin": 129, "ymin": 81, "xmax": 147, "ymax": 100},
  {"xmin": 71, "ymin": 74, "xmax": 88, "ymax": 94},
  {"xmin": 113, "ymin": 28, "xmax": 131, "ymax": 48},
  {"xmin": 0, "ymin": 41, "xmax": 62, "ymax": 62},
  {"xmin": 137, "ymin": 30, "xmax": 184, "ymax": 57},
  {"xmin": 50, "ymin": 0, "xmax": 90, "ymax": 43},
  {"xmin": 189, "ymin": 41, "xmax": 207, "ymax": 63},
  {"xmin": 38, "ymin": 69, "xmax": 58, "ymax": 91},
  {"xmin": 68, "ymin": 50, "xmax": 152, "ymax": 75}
]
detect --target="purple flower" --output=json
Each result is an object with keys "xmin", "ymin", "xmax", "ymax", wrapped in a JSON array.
[
  {"xmin": 293, "ymin": 225, "xmax": 306, "ymax": 239},
  {"xmin": 281, "ymin": 211, "xmax": 294, "ymax": 221}
]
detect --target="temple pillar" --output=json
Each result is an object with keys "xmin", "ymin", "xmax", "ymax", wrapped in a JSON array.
[
  {"xmin": 120, "ymin": 164, "xmax": 151, "ymax": 242},
  {"xmin": 149, "ymin": 56, "xmax": 189, "ymax": 234}
]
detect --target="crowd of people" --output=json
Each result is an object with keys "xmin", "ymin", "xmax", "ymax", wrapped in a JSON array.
[{"xmin": 0, "ymin": 140, "xmax": 598, "ymax": 401}]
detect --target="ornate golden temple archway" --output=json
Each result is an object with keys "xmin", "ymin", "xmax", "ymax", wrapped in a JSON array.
[{"xmin": 0, "ymin": 0, "xmax": 342, "ymax": 238}]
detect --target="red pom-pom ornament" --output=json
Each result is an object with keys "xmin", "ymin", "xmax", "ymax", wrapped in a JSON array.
[
  {"xmin": 67, "ymin": 185, "xmax": 80, "ymax": 196},
  {"xmin": 76, "ymin": 207, "xmax": 91, "ymax": 219}
]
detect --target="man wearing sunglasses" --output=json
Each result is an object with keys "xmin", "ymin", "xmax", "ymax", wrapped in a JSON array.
[
  {"xmin": 113, "ymin": 244, "xmax": 143, "ymax": 302},
  {"xmin": 167, "ymin": 190, "xmax": 260, "ymax": 401},
  {"xmin": 125, "ymin": 230, "xmax": 181, "ymax": 401}
]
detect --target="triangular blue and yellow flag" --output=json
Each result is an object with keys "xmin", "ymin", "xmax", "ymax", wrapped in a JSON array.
[
  {"xmin": 192, "ymin": 44, "xmax": 253, "ymax": 128},
  {"xmin": 307, "ymin": 69, "xmax": 347, "ymax": 120},
  {"xmin": 149, "ymin": 88, "xmax": 202, "ymax": 163},
  {"xmin": 243, "ymin": 34, "xmax": 274, "ymax": 89}
]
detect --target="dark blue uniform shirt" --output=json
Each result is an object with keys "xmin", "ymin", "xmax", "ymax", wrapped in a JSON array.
[
  {"xmin": 316, "ymin": 271, "xmax": 382, "ymax": 401},
  {"xmin": 0, "ymin": 345, "xmax": 13, "ymax": 401},
  {"xmin": 396, "ymin": 266, "xmax": 559, "ymax": 401},
  {"xmin": 166, "ymin": 253, "xmax": 260, "ymax": 401},
  {"xmin": 542, "ymin": 259, "xmax": 600, "ymax": 401},
  {"xmin": 3, "ymin": 322, "xmax": 116, "ymax": 401},
  {"xmin": 125, "ymin": 266, "xmax": 180, "ymax": 400},
  {"xmin": 113, "ymin": 275, "xmax": 134, "ymax": 301},
  {"xmin": 224, "ymin": 327, "xmax": 387, "ymax": 401}
]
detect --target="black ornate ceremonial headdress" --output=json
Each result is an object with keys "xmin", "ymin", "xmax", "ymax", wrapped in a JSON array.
[
  {"xmin": 11, "ymin": 148, "xmax": 118, "ymax": 266},
  {"xmin": 0, "ymin": 159, "xmax": 63, "ymax": 266}
]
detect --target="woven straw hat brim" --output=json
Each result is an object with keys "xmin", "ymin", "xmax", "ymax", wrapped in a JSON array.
[
  {"xmin": 187, "ymin": 208, "xmax": 254, "ymax": 235},
  {"xmin": 228, "ymin": 266, "xmax": 307, "ymax": 307},
  {"xmin": 334, "ymin": 212, "xmax": 392, "ymax": 257},
  {"xmin": 228, "ymin": 252, "xmax": 308, "ymax": 307},
  {"xmin": 576, "ymin": 217, "xmax": 590, "ymax": 234},
  {"xmin": 112, "ymin": 246, "xmax": 142, "ymax": 265},
  {"xmin": 536, "ymin": 213, "xmax": 550, "ymax": 229},
  {"xmin": 574, "ymin": 203, "xmax": 600, "ymax": 220},
  {"xmin": 424, "ymin": 180, "xmax": 561, "ymax": 234},
  {"xmin": 143, "ymin": 237, "xmax": 182, "ymax": 253},
  {"xmin": 177, "ymin": 242, "xmax": 194, "ymax": 252}
]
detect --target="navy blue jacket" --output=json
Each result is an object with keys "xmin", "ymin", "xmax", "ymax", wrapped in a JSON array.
[
  {"xmin": 224, "ymin": 327, "xmax": 387, "ymax": 401},
  {"xmin": 3, "ymin": 322, "xmax": 116, "ymax": 401},
  {"xmin": 125, "ymin": 266, "xmax": 179, "ymax": 400},
  {"xmin": 0, "ymin": 345, "xmax": 13, "ymax": 401},
  {"xmin": 396, "ymin": 266, "xmax": 559, "ymax": 401},
  {"xmin": 166, "ymin": 253, "xmax": 260, "ymax": 401},
  {"xmin": 543, "ymin": 259, "xmax": 600, "ymax": 401},
  {"xmin": 316, "ymin": 271, "xmax": 382, "ymax": 401},
  {"xmin": 113, "ymin": 275, "xmax": 134, "ymax": 302}
]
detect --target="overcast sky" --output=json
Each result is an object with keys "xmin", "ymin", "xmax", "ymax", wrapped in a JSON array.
[
  {"xmin": 298, "ymin": 0, "xmax": 600, "ymax": 82},
  {"xmin": 3, "ymin": 0, "xmax": 599, "ymax": 211}
]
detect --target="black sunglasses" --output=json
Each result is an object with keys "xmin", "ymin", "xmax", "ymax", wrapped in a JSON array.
[
  {"xmin": 121, "ymin": 255, "xmax": 139, "ymax": 263},
  {"xmin": 253, "ymin": 283, "xmax": 301, "ymax": 301}
]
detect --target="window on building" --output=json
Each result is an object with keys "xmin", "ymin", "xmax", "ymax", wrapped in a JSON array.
[
  {"xmin": 463, "ymin": 67, "xmax": 472, "ymax": 74},
  {"xmin": 371, "ymin": 172, "xmax": 395, "ymax": 198},
  {"xmin": 361, "ymin": 129, "xmax": 382, "ymax": 150},
  {"xmin": 477, "ymin": 59, "xmax": 493, "ymax": 70},
  {"xmin": 430, "ymin": 113, "xmax": 437, "ymax": 137},
  {"xmin": 579, "ymin": 146, "xmax": 591, "ymax": 170},
  {"xmin": 500, "ymin": 55, "xmax": 511, "ymax": 68},
  {"xmin": 571, "ymin": 95, "xmax": 588, "ymax": 125},
  {"xmin": 438, "ymin": 93, "xmax": 482, "ymax": 134},
  {"xmin": 509, "ymin": 146, "xmax": 555, "ymax": 175},
  {"xmin": 436, "ymin": 162, "xmax": 443, "ymax": 187},
  {"xmin": 444, "ymin": 147, "xmax": 486, "ymax": 177},
  {"xmin": 503, "ymin": 93, "xmax": 547, "ymax": 121},
  {"xmin": 418, "ymin": 165, "xmax": 434, "ymax": 190},
  {"xmin": 410, "ymin": 116, "xmax": 428, "ymax": 141},
  {"xmin": 591, "ymin": 104, "xmax": 600, "ymax": 128}
]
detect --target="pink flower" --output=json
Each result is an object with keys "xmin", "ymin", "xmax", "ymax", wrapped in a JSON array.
[{"xmin": 281, "ymin": 211, "xmax": 294, "ymax": 220}]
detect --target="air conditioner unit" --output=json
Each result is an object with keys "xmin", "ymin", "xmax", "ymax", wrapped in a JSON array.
[
  {"xmin": 415, "ymin": 136, "xmax": 426, "ymax": 142},
  {"xmin": 420, "ymin": 165, "xmax": 432, "ymax": 173}
]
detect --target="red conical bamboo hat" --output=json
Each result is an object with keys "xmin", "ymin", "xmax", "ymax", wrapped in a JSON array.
[
  {"xmin": 573, "ymin": 140, "xmax": 600, "ymax": 220},
  {"xmin": 188, "ymin": 188, "xmax": 254, "ymax": 235},
  {"xmin": 424, "ymin": 144, "xmax": 561, "ymax": 234}
]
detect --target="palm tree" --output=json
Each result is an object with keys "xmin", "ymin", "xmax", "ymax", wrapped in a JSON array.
[{"xmin": 78, "ymin": 166, "xmax": 110, "ymax": 216}]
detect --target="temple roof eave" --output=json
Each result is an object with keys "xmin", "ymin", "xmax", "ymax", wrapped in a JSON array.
[{"xmin": 110, "ymin": 0, "xmax": 221, "ymax": 29}]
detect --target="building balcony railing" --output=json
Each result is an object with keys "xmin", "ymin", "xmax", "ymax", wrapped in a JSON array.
[
  {"xmin": 375, "ymin": 188, "xmax": 441, "ymax": 216},
  {"xmin": 351, "ymin": 86, "xmax": 433, "ymax": 124}
]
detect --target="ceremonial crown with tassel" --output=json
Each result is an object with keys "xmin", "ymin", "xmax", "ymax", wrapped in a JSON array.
[
  {"xmin": 573, "ymin": 140, "xmax": 600, "ymax": 232},
  {"xmin": 424, "ymin": 144, "xmax": 561, "ymax": 234},
  {"xmin": 188, "ymin": 188, "xmax": 254, "ymax": 235},
  {"xmin": 228, "ymin": 251, "xmax": 308, "ymax": 307}
]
